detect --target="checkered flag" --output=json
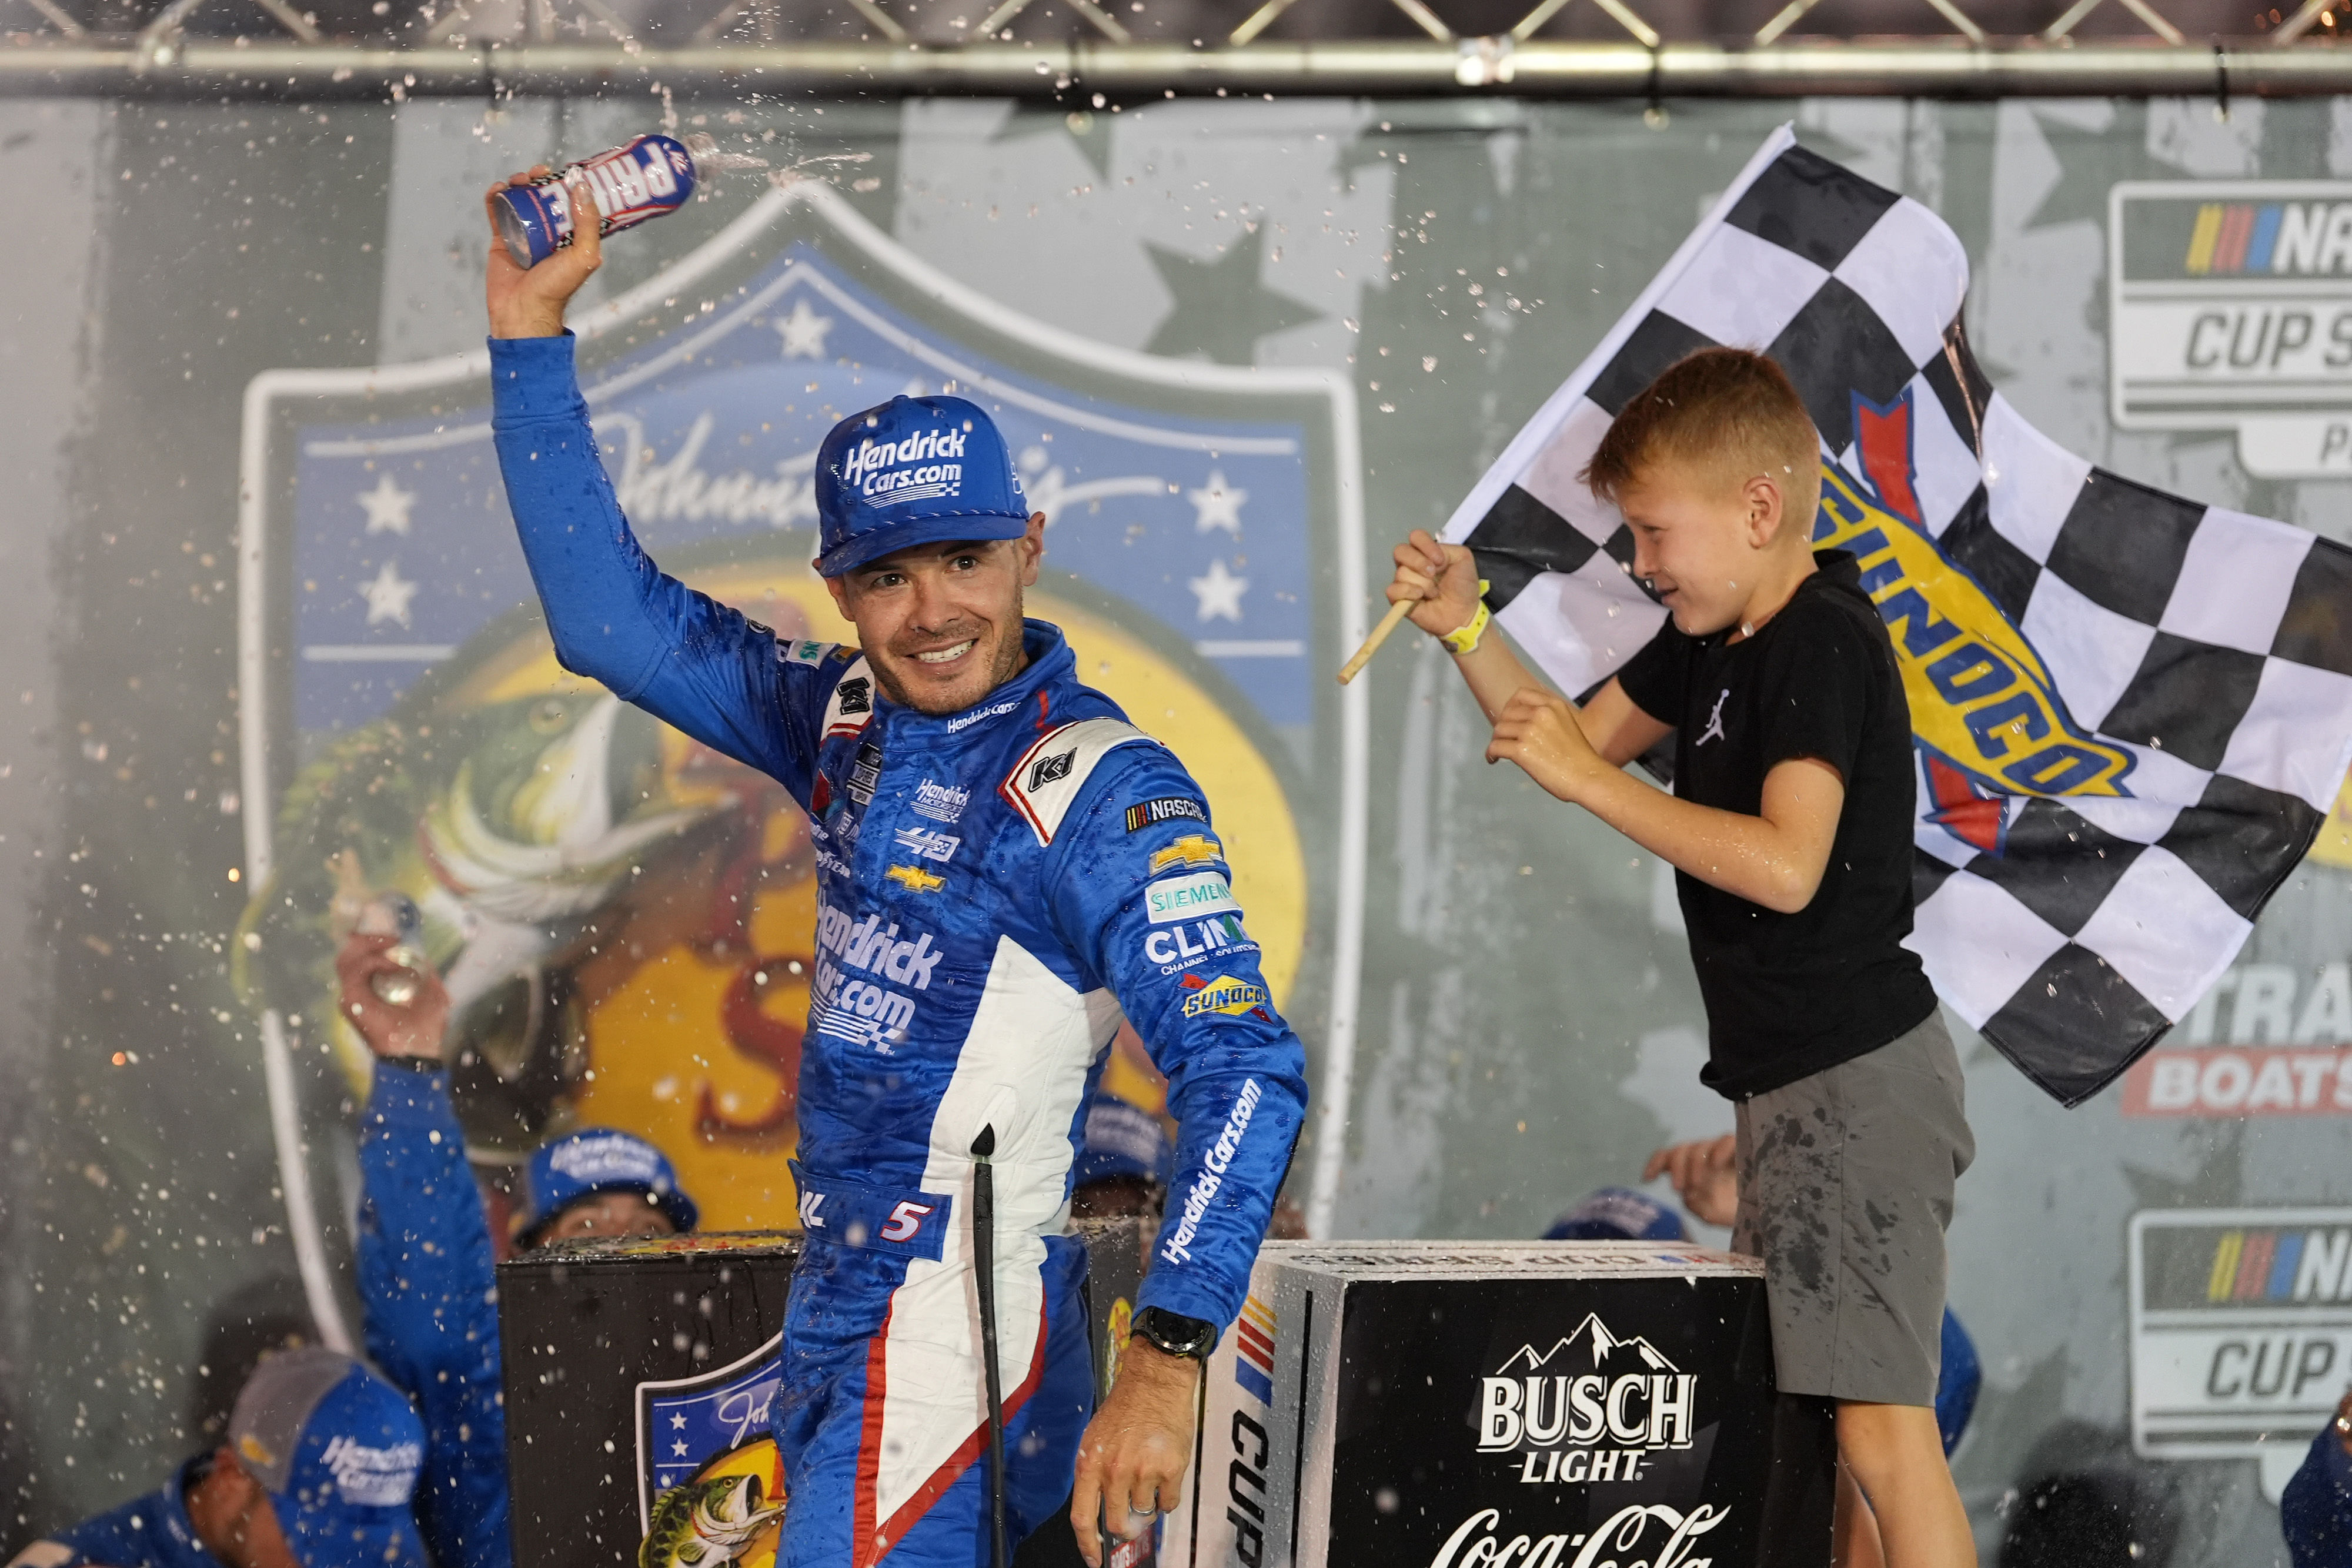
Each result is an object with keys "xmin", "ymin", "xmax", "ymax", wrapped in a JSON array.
[{"xmin": 1443, "ymin": 125, "xmax": 2352, "ymax": 1107}]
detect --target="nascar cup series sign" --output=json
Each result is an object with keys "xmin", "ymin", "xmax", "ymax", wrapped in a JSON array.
[
  {"xmin": 2110, "ymin": 181, "xmax": 2352, "ymax": 476},
  {"xmin": 2130, "ymin": 1208, "xmax": 2352, "ymax": 1470}
]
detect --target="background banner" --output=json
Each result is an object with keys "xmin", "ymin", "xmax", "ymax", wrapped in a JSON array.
[{"xmin": 12, "ymin": 94, "xmax": 2352, "ymax": 1566}]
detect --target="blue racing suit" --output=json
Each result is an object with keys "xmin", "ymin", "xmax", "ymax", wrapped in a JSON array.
[
  {"xmin": 353, "ymin": 1062, "xmax": 511, "ymax": 1568},
  {"xmin": 490, "ymin": 332, "xmax": 1310, "ymax": 1568},
  {"xmin": 9, "ymin": 1459, "xmax": 220, "ymax": 1568},
  {"xmin": 2286, "ymin": 1425, "xmax": 2352, "ymax": 1566}
]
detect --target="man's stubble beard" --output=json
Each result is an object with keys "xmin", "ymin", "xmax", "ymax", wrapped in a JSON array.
[{"xmin": 865, "ymin": 586, "xmax": 1030, "ymax": 716}]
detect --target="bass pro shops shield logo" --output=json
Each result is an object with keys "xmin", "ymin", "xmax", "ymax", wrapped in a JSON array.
[
  {"xmin": 1476, "ymin": 1314, "xmax": 1698, "ymax": 1486},
  {"xmin": 636, "ymin": 1335, "xmax": 787, "ymax": 1568},
  {"xmin": 1812, "ymin": 390, "xmax": 2136, "ymax": 860}
]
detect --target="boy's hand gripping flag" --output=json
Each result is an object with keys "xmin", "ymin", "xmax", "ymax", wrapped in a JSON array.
[{"xmin": 1442, "ymin": 124, "xmax": 2352, "ymax": 1107}]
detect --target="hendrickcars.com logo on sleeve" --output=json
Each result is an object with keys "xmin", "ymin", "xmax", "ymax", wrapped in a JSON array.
[{"xmin": 2110, "ymin": 182, "xmax": 2352, "ymax": 477}]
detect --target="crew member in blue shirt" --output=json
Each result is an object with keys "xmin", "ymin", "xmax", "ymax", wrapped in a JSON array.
[
  {"xmin": 5, "ymin": 1346, "xmax": 427, "ymax": 1568},
  {"xmin": 336, "ymin": 935, "xmax": 700, "ymax": 1568}
]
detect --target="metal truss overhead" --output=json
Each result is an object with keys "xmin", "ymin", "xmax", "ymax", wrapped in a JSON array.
[{"xmin": 6, "ymin": 0, "xmax": 2351, "ymax": 96}]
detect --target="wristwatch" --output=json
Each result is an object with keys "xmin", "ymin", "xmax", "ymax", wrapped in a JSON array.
[{"xmin": 1130, "ymin": 1306, "xmax": 1219, "ymax": 1362}]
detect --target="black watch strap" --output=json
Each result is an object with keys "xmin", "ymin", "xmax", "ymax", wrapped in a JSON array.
[{"xmin": 1131, "ymin": 1306, "xmax": 1218, "ymax": 1362}]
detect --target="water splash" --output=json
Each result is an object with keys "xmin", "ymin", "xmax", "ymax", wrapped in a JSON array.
[
  {"xmin": 703, "ymin": 150, "xmax": 776, "ymax": 175},
  {"xmin": 764, "ymin": 152, "xmax": 876, "ymax": 191}
]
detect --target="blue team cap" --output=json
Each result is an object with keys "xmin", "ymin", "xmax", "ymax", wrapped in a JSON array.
[
  {"xmin": 517, "ymin": 1127, "xmax": 699, "ymax": 1246},
  {"xmin": 1074, "ymin": 1096, "xmax": 1174, "ymax": 1188},
  {"xmin": 813, "ymin": 394, "xmax": 1031, "ymax": 577},
  {"xmin": 1936, "ymin": 1307, "xmax": 1980, "ymax": 1456},
  {"xmin": 228, "ymin": 1347, "xmax": 427, "ymax": 1568},
  {"xmin": 1542, "ymin": 1187, "xmax": 1692, "ymax": 1243}
]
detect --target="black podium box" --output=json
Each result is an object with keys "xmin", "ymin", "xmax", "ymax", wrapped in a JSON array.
[
  {"xmin": 1162, "ymin": 1241, "xmax": 1833, "ymax": 1568},
  {"xmin": 499, "ymin": 1220, "xmax": 1151, "ymax": 1568}
]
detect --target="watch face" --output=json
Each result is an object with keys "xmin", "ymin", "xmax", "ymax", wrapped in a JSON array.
[{"xmin": 1140, "ymin": 1309, "xmax": 1214, "ymax": 1358}]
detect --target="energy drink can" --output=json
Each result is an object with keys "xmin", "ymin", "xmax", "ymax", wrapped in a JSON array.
[
  {"xmin": 493, "ymin": 131, "xmax": 724, "ymax": 269},
  {"xmin": 355, "ymin": 891, "xmax": 430, "ymax": 1008}
]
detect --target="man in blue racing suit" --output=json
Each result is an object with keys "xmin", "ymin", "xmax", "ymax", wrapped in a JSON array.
[{"xmin": 480, "ymin": 172, "xmax": 1311, "ymax": 1568}]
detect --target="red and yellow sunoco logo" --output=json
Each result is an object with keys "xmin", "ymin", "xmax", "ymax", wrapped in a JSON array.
[{"xmin": 1815, "ymin": 465, "xmax": 2135, "ymax": 800}]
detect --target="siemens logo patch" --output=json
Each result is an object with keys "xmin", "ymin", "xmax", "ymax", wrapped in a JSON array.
[{"xmin": 1145, "ymin": 870, "xmax": 1240, "ymax": 925}]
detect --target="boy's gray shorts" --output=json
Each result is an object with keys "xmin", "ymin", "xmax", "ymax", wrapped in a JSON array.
[{"xmin": 1732, "ymin": 1009, "xmax": 1975, "ymax": 1407}]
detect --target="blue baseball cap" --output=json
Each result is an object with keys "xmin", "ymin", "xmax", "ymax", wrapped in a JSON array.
[
  {"xmin": 1542, "ymin": 1186, "xmax": 1691, "ymax": 1243},
  {"xmin": 813, "ymin": 394, "xmax": 1031, "ymax": 577},
  {"xmin": 1074, "ymin": 1095, "xmax": 1174, "ymax": 1188},
  {"xmin": 517, "ymin": 1127, "xmax": 699, "ymax": 1246},
  {"xmin": 228, "ymin": 1347, "xmax": 427, "ymax": 1568}
]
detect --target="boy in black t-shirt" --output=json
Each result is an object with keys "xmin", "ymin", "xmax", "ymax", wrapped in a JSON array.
[{"xmin": 1389, "ymin": 348, "xmax": 1975, "ymax": 1568}]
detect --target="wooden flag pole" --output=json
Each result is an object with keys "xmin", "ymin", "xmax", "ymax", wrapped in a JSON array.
[{"xmin": 1337, "ymin": 599, "xmax": 1414, "ymax": 686}]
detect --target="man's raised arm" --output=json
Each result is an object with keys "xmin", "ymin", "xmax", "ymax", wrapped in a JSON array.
[{"xmin": 484, "ymin": 168, "xmax": 827, "ymax": 797}]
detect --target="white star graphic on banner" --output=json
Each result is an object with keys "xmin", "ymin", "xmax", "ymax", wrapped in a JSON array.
[
  {"xmin": 671, "ymin": 1440, "xmax": 689, "ymax": 1458},
  {"xmin": 1189, "ymin": 557, "xmax": 1248, "ymax": 623},
  {"xmin": 1188, "ymin": 469, "xmax": 1247, "ymax": 535},
  {"xmin": 359, "ymin": 560, "xmax": 420, "ymax": 627},
  {"xmin": 773, "ymin": 298, "xmax": 834, "ymax": 360},
  {"xmin": 670, "ymin": 1413, "xmax": 687, "ymax": 1430},
  {"xmin": 356, "ymin": 472, "xmax": 416, "ymax": 537}
]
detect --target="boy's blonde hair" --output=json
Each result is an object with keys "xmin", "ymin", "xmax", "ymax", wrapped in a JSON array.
[{"xmin": 1581, "ymin": 347, "xmax": 1823, "ymax": 535}]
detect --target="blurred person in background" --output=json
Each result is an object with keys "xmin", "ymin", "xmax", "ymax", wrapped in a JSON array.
[
  {"xmin": 1995, "ymin": 1420, "xmax": 2178, "ymax": 1568},
  {"xmin": 1542, "ymin": 1185, "xmax": 1690, "ymax": 1243},
  {"xmin": 1068, "ymin": 1095, "xmax": 1174, "ymax": 1222},
  {"xmin": 2284, "ymin": 1385, "xmax": 2352, "ymax": 1566},
  {"xmin": 336, "ymin": 933, "xmax": 702, "ymax": 1568},
  {"xmin": 4, "ymin": 1347, "xmax": 425, "ymax": 1568}
]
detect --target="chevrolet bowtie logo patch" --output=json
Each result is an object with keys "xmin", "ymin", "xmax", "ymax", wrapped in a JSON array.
[
  {"xmin": 885, "ymin": 864, "xmax": 947, "ymax": 893},
  {"xmin": 1148, "ymin": 834, "xmax": 1225, "ymax": 874}
]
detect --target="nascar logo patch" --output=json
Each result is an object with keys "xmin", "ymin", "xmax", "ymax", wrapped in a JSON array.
[{"xmin": 1124, "ymin": 797, "xmax": 1207, "ymax": 833}]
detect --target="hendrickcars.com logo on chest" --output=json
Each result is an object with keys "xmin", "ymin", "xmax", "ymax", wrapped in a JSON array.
[{"xmin": 2110, "ymin": 182, "xmax": 2352, "ymax": 477}]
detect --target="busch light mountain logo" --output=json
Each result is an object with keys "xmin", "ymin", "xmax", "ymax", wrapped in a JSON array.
[{"xmin": 1477, "ymin": 1315, "xmax": 1698, "ymax": 1485}]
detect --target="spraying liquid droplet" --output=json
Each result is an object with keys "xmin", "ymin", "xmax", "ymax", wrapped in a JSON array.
[{"xmin": 766, "ymin": 151, "xmax": 875, "ymax": 190}]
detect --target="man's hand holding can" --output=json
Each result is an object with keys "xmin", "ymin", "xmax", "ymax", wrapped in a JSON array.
[{"xmin": 484, "ymin": 165, "xmax": 603, "ymax": 340}]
